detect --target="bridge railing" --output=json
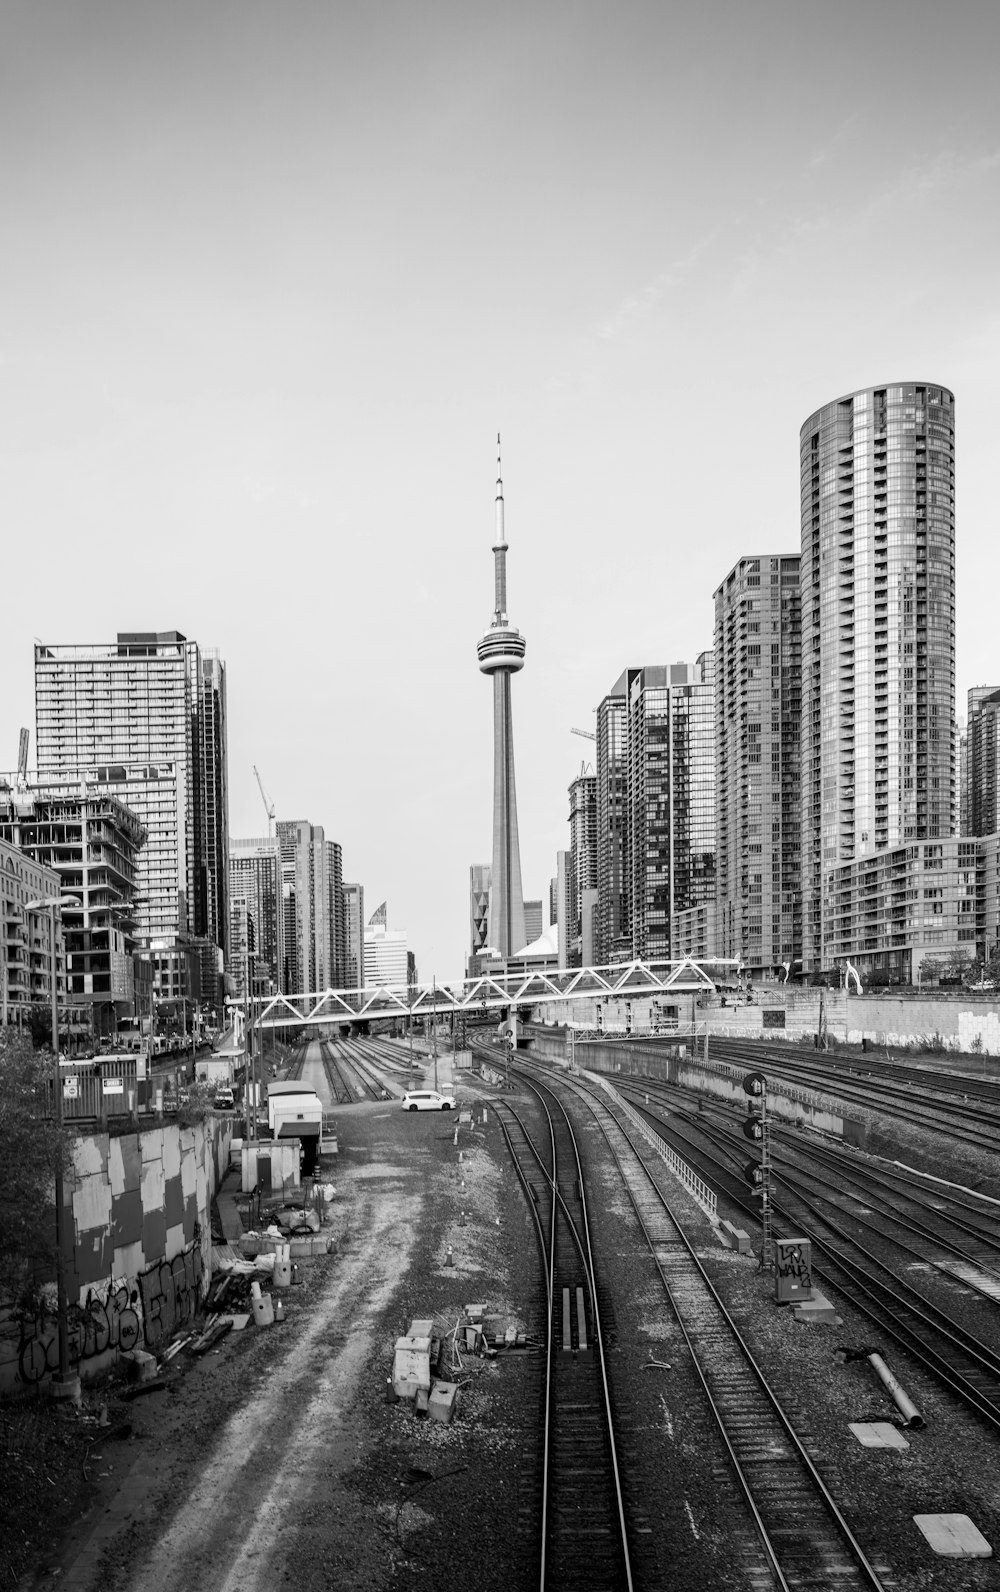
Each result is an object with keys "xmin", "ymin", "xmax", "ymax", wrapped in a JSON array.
[{"xmin": 245, "ymin": 956, "xmax": 741, "ymax": 1029}]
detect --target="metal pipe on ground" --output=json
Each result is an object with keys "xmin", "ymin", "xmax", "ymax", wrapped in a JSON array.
[{"xmin": 866, "ymin": 1352, "xmax": 925, "ymax": 1429}]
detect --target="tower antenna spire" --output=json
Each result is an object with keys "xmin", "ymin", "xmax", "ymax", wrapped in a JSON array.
[{"xmin": 477, "ymin": 436, "xmax": 526, "ymax": 962}]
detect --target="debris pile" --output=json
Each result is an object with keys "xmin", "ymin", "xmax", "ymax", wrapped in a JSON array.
[{"xmin": 389, "ymin": 1304, "xmax": 537, "ymax": 1424}]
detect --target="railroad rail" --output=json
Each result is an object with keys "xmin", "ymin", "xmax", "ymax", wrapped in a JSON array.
[
  {"xmin": 491, "ymin": 1077, "xmax": 634, "ymax": 1591},
  {"xmin": 613, "ymin": 1073, "xmax": 1000, "ymax": 1434},
  {"xmin": 515, "ymin": 1059, "xmax": 889, "ymax": 1589}
]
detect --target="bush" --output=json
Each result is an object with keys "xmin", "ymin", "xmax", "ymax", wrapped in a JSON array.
[{"xmin": 0, "ymin": 1030, "xmax": 69, "ymax": 1304}]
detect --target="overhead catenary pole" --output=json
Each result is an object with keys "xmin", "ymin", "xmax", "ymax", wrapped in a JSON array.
[{"xmin": 432, "ymin": 977, "xmax": 438, "ymax": 1093}]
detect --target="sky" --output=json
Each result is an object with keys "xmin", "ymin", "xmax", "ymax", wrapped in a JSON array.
[{"xmin": 2, "ymin": 0, "xmax": 999, "ymax": 982}]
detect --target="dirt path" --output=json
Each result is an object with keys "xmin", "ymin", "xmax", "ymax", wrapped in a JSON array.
[{"xmin": 49, "ymin": 1122, "xmax": 428, "ymax": 1592}]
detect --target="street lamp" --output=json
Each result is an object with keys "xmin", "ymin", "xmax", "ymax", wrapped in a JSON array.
[{"xmin": 25, "ymin": 893, "xmax": 81, "ymax": 1401}]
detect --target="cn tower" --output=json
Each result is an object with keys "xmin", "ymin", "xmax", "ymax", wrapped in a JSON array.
[{"xmin": 477, "ymin": 437, "xmax": 527, "ymax": 960}]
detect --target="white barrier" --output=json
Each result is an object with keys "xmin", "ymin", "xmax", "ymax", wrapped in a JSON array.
[{"xmin": 590, "ymin": 1074, "xmax": 718, "ymax": 1220}]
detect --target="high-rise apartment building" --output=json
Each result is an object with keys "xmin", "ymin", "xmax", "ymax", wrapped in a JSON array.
[
  {"xmin": 567, "ymin": 766, "xmax": 597, "ymax": 967},
  {"xmin": 965, "ymin": 686, "xmax": 1000, "ymax": 838},
  {"xmin": 33, "ymin": 631, "xmax": 229, "ymax": 1006},
  {"xmin": 275, "ymin": 820, "xmax": 344, "ymax": 993},
  {"xmin": 229, "ymin": 838, "xmax": 283, "ymax": 998},
  {"xmin": 194, "ymin": 652, "xmax": 229, "ymax": 972},
  {"xmin": 595, "ymin": 670, "xmax": 630, "ymax": 964},
  {"xmin": 326, "ymin": 840, "xmax": 346, "ymax": 989},
  {"xmin": 476, "ymin": 444, "xmax": 527, "ymax": 960},
  {"xmin": 343, "ymin": 882, "xmax": 365, "ymax": 989},
  {"xmin": 715, "ymin": 555, "xmax": 801, "ymax": 976},
  {"xmin": 626, "ymin": 657, "xmax": 716, "ymax": 961},
  {"xmin": 799, "ymin": 384, "xmax": 956, "ymax": 974}
]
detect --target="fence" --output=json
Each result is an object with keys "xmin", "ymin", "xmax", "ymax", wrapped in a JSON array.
[{"xmin": 591, "ymin": 1074, "xmax": 718, "ymax": 1220}]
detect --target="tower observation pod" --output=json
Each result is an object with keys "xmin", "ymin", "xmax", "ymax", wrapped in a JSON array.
[{"xmin": 477, "ymin": 437, "xmax": 527, "ymax": 961}]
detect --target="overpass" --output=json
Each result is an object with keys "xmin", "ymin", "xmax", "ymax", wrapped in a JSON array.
[{"xmin": 244, "ymin": 957, "xmax": 742, "ymax": 1032}]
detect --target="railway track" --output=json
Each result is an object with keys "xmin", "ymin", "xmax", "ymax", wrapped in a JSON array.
[
  {"xmin": 698, "ymin": 1037, "xmax": 1000, "ymax": 1152},
  {"xmin": 496, "ymin": 1052, "xmax": 891, "ymax": 1589},
  {"xmin": 492, "ymin": 1082, "xmax": 634, "ymax": 1591},
  {"xmin": 610, "ymin": 1073, "xmax": 1000, "ymax": 1434}
]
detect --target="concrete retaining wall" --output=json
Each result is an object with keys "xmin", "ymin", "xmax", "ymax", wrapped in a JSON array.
[
  {"xmin": 525, "ymin": 1028, "xmax": 863, "ymax": 1146},
  {"xmin": 1, "ymin": 1116, "xmax": 230, "ymax": 1393},
  {"xmin": 529, "ymin": 987, "xmax": 1000, "ymax": 1056}
]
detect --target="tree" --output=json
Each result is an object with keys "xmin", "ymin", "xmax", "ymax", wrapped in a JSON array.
[{"xmin": 0, "ymin": 1029, "xmax": 68, "ymax": 1304}]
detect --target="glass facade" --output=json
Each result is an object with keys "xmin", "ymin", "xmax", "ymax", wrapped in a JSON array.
[
  {"xmin": 344, "ymin": 880, "xmax": 366, "ymax": 990},
  {"xmin": 567, "ymin": 770, "xmax": 597, "ymax": 966},
  {"xmin": 274, "ymin": 819, "xmax": 345, "ymax": 994},
  {"xmin": 595, "ymin": 671, "xmax": 630, "ymax": 963},
  {"xmin": 229, "ymin": 838, "xmax": 283, "ymax": 997},
  {"xmin": 966, "ymin": 685, "xmax": 1000, "ymax": 838},
  {"xmin": 626, "ymin": 656, "xmax": 716, "ymax": 962},
  {"xmin": 33, "ymin": 632, "xmax": 229, "ymax": 996},
  {"xmin": 799, "ymin": 384, "xmax": 956, "ymax": 973},
  {"xmin": 714, "ymin": 554, "xmax": 801, "ymax": 975}
]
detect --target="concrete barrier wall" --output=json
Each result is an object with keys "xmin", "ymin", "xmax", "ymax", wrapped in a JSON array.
[
  {"xmin": 524, "ymin": 1028, "xmax": 861, "ymax": 1145},
  {"xmin": 844, "ymin": 995, "xmax": 1000, "ymax": 1056},
  {"xmin": 529, "ymin": 987, "xmax": 1000, "ymax": 1056},
  {"xmin": 1, "ymin": 1116, "xmax": 230, "ymax": 1393}
]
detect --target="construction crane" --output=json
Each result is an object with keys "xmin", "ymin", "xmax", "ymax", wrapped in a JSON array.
[
  {"xmin": 253, "ymin": 766, "xmax": 275, "ymax": 840},
  {"xmin": 571, "ymin": 727, "xmax": 596, "ymax": 742},
  {"xmin": 15, "ymin": 728, "xmax": 29, "ymax": 788}
]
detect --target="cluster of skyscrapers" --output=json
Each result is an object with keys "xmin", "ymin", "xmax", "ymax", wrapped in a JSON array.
[
  {"xmin": 0, "ymin": 629, "xmax": 407, "ymax": 1046},
  {"xmin": 475, "ymin": 382, "xmax": 1000, "ymax": 988}
]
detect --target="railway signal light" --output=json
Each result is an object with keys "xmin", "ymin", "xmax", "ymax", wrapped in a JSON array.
[
  {"xmin": 742, "ymin": 1071, "xmax": 767, "ymax": 1097},
  {"xmin": 744, "ymin": 1159, "xmax": 764, "ymax": 1192},
  {"xmin": 742, "ymin": 1113, "xmax": 764, "ymax": 1142}
]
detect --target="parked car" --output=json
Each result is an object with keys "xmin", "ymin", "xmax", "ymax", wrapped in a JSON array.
[
  {"xmin": 400, "ymin": 1089, "xmax": 456, "ymax": 1112},
  {"xmin": 213, "ymin": 1087, "xmax": 236, "ymax": 1111}
]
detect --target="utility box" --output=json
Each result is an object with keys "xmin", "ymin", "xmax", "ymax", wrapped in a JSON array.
[
  {"xmin": 428, "ymin": 1381, "xmax": 459, "ymax": 1425},
  {"xmin": 393, "ymin": 1335, "xmax": 432, "ymax": 1400},
  {"xmin": 775, "ymin": 1237, "xmax": 813, "ymax": 1304}
]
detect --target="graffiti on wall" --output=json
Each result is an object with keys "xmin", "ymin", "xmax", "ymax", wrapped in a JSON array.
[
  {"xmin": 137, "ymin": 1245, "xmax": 204, "ymax": 1351},
  {"xmin": 14, "ymin": 1244, "xmax": 203, "ymax": 1384}
]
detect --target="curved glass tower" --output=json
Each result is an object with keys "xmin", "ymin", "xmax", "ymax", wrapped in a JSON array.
[
  {"xmin": 477, "ymin": 441, "xmax": 526, "ymax": 960},
  {"xmin": 799, "ymin": 382, "xmax": 956, "ymax": 973}
]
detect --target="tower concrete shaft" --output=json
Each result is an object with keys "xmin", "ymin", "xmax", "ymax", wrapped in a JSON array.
[{"xmin": 477, "ymin": 439, "xmax": 526, "ymax": 960}]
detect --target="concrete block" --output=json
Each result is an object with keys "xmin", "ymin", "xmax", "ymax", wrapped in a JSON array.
[
  {"xmin": 128, "ymin": 1349, "xmax": 158, "ymax": 1382},
  {"xmin": 408, "ymin": 1318, "xmax": 434, "ymax": 1339},
  {"xmin": 720, "ymin": 1220, "xmax": 752, "ymax": 1254},
  {"xmin": 428, "ymin": 1381, "xmax": 459, "ymax": 1425},
  {"xmin": 393, "ymin": 1335, "xmax": 431, "ymax": 1397},
  {"xmin": 415, "ymin": 1386, "xmax": 430, "ymax": 1413},
  {"xmin": 913, "ymin": 1515, "xmax": 992, "ymax": 1557},
  {"xmin": 850, "ymin": 1422, "xmax": 909, "ymax": 1450},
  {"xmin": 464, "ymin": 1303, "xmax": 486, "ymax": 1320},
  {"xmin": 792, "ymin": 1289, "xmax": 837, "ymax": 1323}
]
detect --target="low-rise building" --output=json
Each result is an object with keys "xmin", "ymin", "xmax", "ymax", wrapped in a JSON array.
[
  {"xmin": 824, "ymin": 838, "xmax": 978, "ymax": 985},
  {"xmin": 0, "ymin": 778, "xmax": 145, "ymax": 1038},
  {"xmin": 0, "ymin": 839, "xmax": 66, "ymax": 1027}
]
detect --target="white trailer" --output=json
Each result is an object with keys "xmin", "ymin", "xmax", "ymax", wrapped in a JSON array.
[{"xmin": 267, "ymin": 1080, "xmax": 324, "ymax": 1173}]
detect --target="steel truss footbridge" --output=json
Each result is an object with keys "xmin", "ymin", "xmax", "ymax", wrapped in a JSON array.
[{"xmin": 246, "ymin": 957, "xmax": 741, "ymax": 1032}]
